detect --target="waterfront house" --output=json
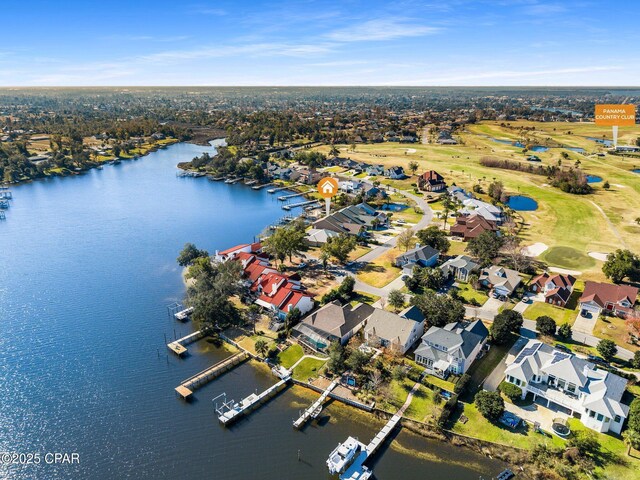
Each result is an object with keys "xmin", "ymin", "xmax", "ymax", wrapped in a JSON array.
[
  {"xmin": 253, "ymin": 272, "xmax": 314, "ymax": 320},
  {"xmin": 304, "ymin": 228, "xmax": 340, "ymax": 247},
  {"xmin": 414, "ymin": 320, "xmax": 488, "ymax": 378},
  {"xmin": 460, "ymin": 198, "xmax": 504, "ymax": 224},
  {"xmin": 579, "ymin": 281, "xmax": 638, "ymax": 319},
  {"xmin": 479, "ymin": 265, "xmax": 522, "ymax": 297},
  {"xmin": 504, "ymin": 340, "xmax": 629, "ymax": 434},
  {"xmin": 439, "ymin": 255, "xmax": 480, "ymax": 282},
  {"xmin": 384, "ymin": 166, "xmax": 406, "ymax": 179},
  {"xmin": 339, "ymin": 179, "xmax": 363, "ymax": 193},
  {"xmin": 215, "ymin": 242, "xmax": 263, "ymax": 262},
  {"xmin": 417, "ymin": 171, "xmax": 447, "ymax": 192},
  {"xmin": 394, "ymin": 245, "xmax": 440, "ymax": 275},
  {"xmin": 450, "ymin": 215, "xmax": 498, "ymax": 241},
  {"xmin": 292, "ymin": 301, "xmax": 374, "ymax": 351},
  {"xmin": 313, "ymin": 203, "xmax": 388, "ymax": 236},
  {"xmin": 529, "ymin": 272, "xmax": 576, "ymax": 307},
  {"xmin": 364, "ymin": 306, "xmax": 425, "ymax": 354}
]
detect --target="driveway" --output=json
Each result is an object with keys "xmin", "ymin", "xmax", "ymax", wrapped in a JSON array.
[
  {"xmin": 483, "ymin": 336, "xmax": 529, "ymax": 391},
  {"xmin": 572, "ymin": 311, "xmax": 598, "ymax": 335},
  {"xmin": 465, "ymin": 297, "xmax": 505, "ymax": 321}
]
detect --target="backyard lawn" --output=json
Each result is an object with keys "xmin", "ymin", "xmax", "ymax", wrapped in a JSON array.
[
  {"xmin": 291, "ymin": 357, "xmax": 326, "ymax": 382},
  {"xmin": 523, "ymin": 300, "xmax": 578, "ymax": 325},
  {"xmin": 454, "ymin": 282, "xmax": 489, "ymax": 306},
  {"xmin": 277, "ymin": 344, "xmax": 304, "ymax": 368},
  {"xmin": 356, "ymin": 247, "xmax": 403, "ymax": 288}
]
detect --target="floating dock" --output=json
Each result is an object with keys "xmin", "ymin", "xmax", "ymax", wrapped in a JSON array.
[
  {"xmin": 217, "ymin": 369, "xmax": 291, "ymax": 426},
  {"xmin": 174, "ymin": 306, "xmax": 194, "ymax": 322},
  {"xmin": 175, "ymin": 352, "xmax": 249, "ymax": 399},
  {"xmin": 244, "ymin": 179, "xmax": 258, "ymax": 186},
  {"xmin": 283, "ymin": 200, "xmax": 320, "ymax": 211},
  {"xmin": 225, "ymin": 177, "xmax": 242, "ymax": 184},
  {"xmin": 267, "ymin": 185, "xmax": 290, "ymax": 194},
  {"xmin": 252, "ymin": 183, "xmax": 273, "ymax": 190},
  {"xmin": 293, "ymin": 379, "xmax": 338, "ymax": 429},
  {"xmin": 167, "ymin": 330, "xmax": 205, "ymax": 356},
  {"xmin": 277, "ymin": 191, "xmax": 311, "ymax": 201}
]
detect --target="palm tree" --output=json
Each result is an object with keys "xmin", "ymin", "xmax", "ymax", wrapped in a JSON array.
[
  {"xmin": 255, "ymin": 339, "xmax": 269, "ymax": 358},
  {"xmin": 329, "ymin": 145, "xmax": 340, "ymax": 157}
]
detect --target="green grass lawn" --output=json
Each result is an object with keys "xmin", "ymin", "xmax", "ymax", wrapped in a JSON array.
[
  {"xmin": 277, "ymin": 344, "xmax": 304, "ymax": 368},
  {"xmin": 524, "ymin": 300, "xmax": 578, "ymax": 325},
  {"xmin": 404, "ymin": 383, "xmax": 441, "ymax": 423},
  {"xmin": 464, "ymin": 333, "xmax": 517, "ymax": 399},
  {"xmin": 351, "ymin": 291, "xmax": 381, "ymax": 306},
  {"xmin": 291, "ymin": 357, "xmax": 326, "ymax": 381},
  {"xmin": 454, "ymin": 282, "xmax": 489, "ymax": 306},
  {"xmin": 540, "ymin": 246, "xmax": 596, "ymax": 271}
]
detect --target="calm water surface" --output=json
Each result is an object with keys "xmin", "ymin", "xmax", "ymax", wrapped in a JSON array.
[{"xmin": 0, "ymin": 142, "xmax": 502, "ymax": 479}]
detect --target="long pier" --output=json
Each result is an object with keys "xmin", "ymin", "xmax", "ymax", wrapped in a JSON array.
[
  {"xmin": 167, "ymin": 330, "xmax": 204, "ymax": 356},
  {"xmin": 283, "ymin": 200, "xmax": 320, "ymax": 211},
  {"xmin": 175, "ymin": 352, "xmax": 249, "ymax": 399},
  {"xmin": 217, "ymin": 369, "xmax": 291, "ymax": 426},
  {"xmin": 267, "ymin": 185, "xmax": 290, "ymax": 194},
  {"xmin": 252, "ymin": 182, "xmax": 273, "ymax": 190},
  {"xmin": 278, "ymin": 191, "xmax": 311, "ymax": 201},
  {"xmin": 293, "ymin": 379, "xmax": 338, "ymax": 428}
]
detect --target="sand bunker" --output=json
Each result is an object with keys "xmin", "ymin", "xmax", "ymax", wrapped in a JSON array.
[
  {"xmin": 523, "ymin": 242, "xmax": 548, "ymax": 257},
  {"xmin": 588, "ymin": 252, "xmax": 609, "ymax": 261}
]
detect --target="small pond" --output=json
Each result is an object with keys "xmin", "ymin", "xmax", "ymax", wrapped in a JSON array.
[
  {"xmin": 489, "ymin": 138, "xmax": 548, "ymax": 151},
  {"xmin": 506, "ymin": 195, "xmax": 538, "ymax": 211},
  {"xmin": 586, "ymin": 136, "xmax": 613, "ymax": 147},
  {"xmin": 380, "ymin": 202, "xmax": 408, "ymax": 211},
  {"xmin": 632, "ymin": 169, "xmax": 640, "ymax": 174},
  {"xmin": 586, "ymin": 175, "xmax": 602, "ymax": 183},
  {"xmin": 565, "ymin": 147, "xmax": 586, "ymax": 153},
  {"xmin": 529, "ymin": 145, "xmax": 549, "ymax": 152}
]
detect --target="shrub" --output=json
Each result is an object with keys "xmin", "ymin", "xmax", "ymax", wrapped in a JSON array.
[
  {"xmin": 632, "ymin": 351, "xmax": 640, "ymax": 369},
  {"xmin": 454, "ymin": 374, "xmax": 471, "ymax": 395},
  {"xmin": 437, "ymin": 394, "xmax": 459, "ymax": 427},
  {"xmin": 596, "ymin": 339, "xmax": 617, "ymax": 362},
  {"xmin": 499, "ymin": 381, "xmax": 523, "ymax": 402},
  {"xmin": 557, "ymin": 322, "xmax": 572, "ymax": 340},
  {"xmin": 474, "ymin": 390, "xmax": 505, "ymax": 420}
]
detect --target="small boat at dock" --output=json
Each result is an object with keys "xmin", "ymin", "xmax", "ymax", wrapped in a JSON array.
[{"xmin": 327, "ymin": 437, "xmax": 363, "ymax": 475}]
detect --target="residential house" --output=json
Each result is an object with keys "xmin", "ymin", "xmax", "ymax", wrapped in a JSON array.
[
  {"xmin": 304, "ymin": 228, "xmax": 339, "ymax": 247},
  {"xmin": 253, "ymin": 271, "xmax": 314, "ymax": 320},
  {"xmin": 417, "ymin": 171, "xmax": 447, "ymax": 192},
  {"xmin": 365, "ymin": 164, "xmax": 385, "ymax": 176},
  {"xmin": 362, "ymin": 184, "xmax": 387, "ymax": 200},
  {"xmin": 504, "ymin": 340, "xmax": 629, "ymax": 434},
  {"xmin": 440, "ymin": 255, "xmax": 480, "ymax": 282},
  {"xmin": 364, "ymin": 306, "xmax": 425, "ymax": 354},
  {"xmin": 313, "ymin": 203, "xmax": 388, "ymax": 236},
  {"xmin": 529, "ymin": 272, "xmax": 576, "ymax": 307},
  {"xmin": 292, "ymin": 301, "xmax": 375, "ymax": 351},
  {"xmin": 579, "ymin": 282, "xmax": 638, "ymax": 319},
  {"xmin": 395, "ymin": 245, "xmax": 440, "ymax": 276},
  {"xmin": 271, "ymin": 167, "xmax": 292, "ymax": 180},
  {"xmin": 450, "ymin": 215, "xmax": 499, "ymax": 241},
  {"xmin": 339, "ymin": 179, "xmax": 363, "ymax": 194},
  {"xmin": 215, "ymin": 242, "xmax": 263, "ymax": 262},
  {"xmin": 460, "ymin": 198, "xmax": 504, "ymax": 224},
  {"xmin": 414, "ymin": 320, "xmax": 489, "ymax": 377},
  {"xmin": 479, "ymin": 265, "xmax": 522, "ymax": 297},
  {"xmin": 384, "ymin": 166, "xmax": 406, "ymax": 179}
]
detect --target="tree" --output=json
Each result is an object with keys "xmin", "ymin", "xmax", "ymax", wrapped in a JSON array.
[
  {"xmin": 338, "ymin": 276, "xmax": 355, "ymax": 298},
  {"xmin": 603, "ymin": 249, "xmax": 640, "ymax": 283},
  {"xmin": 329, "ymin": 145, "xmax": 340, "ymax": 157},
  {"xmin": 327, "ymin": 341, "xmax": 346, "ymax": 374},
  {"xmin": 603, "ymin": 181, "xmax": 610, "ymax": 190},
  {"xmin": 499, "ymin": 381, "xmax": 522, "ymax": 402},
  {"xmin": 263, "ymin": 222, "xmax": 307, "ymax": 267},
  {"xmin": 536, "ymin": 315, "xmax": 557, "ymax": 336},
  {"xmin": 491, "ymin": 310, "xmax": 523, "ymax": 344},
  {"xmin": 414, "ymin": 266, "xmax": 445, "ymax": 291},
  {"xmin": 321, "ymin": 234, "xmax": 357, "ymax": 264},
  {"xmin": 412, "ymin": 291, "xmax": 465, "ymax": 327},
  {"xmin": 397, "ymin": 228, "xmax": 414, "ymax": 252},
  {"xmin": 285, "ymin": 307, "xmax": 302, "ymax": 330},
  {"xmin": 628, "ymin": 398, "xmax": 640, "ymax": 435},
  {"xmin": 408, "ymin": 160, "xmax": 419, "ymax": 175},
  {"xmin": 467, "ymin": 231, "xmax": 504, "ymax": 265},
  {"xmin": 319, "ymin": 249, "xmax": 330, "ymax": 270},
  {"xmin": 254, "ymin": 339, "xmax": 268, "ymax": 357},
  {"xmin": 474, "ymin": 390, "xmax": 504, "ymax": 421},
  {"xmin": 597, "ymin": 339, "xmax": 617, "ymax": 362},
  {"xmin": 416, "ymin": 225, "xmax": 450, "ymax": 253},
  {"xmin": 177, "ymin": 242, "xmax": 209, "ymax": 266},
  {"xmin": 568, "ymin": 430, "xmax": 600, "ymax": 457},
  {"xmin": 246, "ymin": 304, "xmax": 262, "ymax": 334},
  {"xmin": 346, "ymin": 349, "xmax": 370, "ymax": 375},
  {"xmin": 558, "ymin": 322, "xmax": 572, "ymax": 340},
  {"xmin": 503, "ymin": 235, "xmax": 530, "ymax": 273},
  {"xmin": 632, "ymin": 351, "xmax": 640, "ymax": 369},
  {"xmin": 388, "ymin": 290, "xmax": 405, "ymax": 311},
  {"xmin": 488, "ymin": 181, "xmax": 504, "ymax": 203}
]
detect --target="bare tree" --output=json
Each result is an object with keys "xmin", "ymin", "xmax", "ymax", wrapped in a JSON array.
[{"xmin": 397, "ymin": 228, "xmax": 415, "ymax": 252}]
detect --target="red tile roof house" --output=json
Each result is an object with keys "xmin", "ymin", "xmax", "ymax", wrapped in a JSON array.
[
  {"xmin": 579, "ymin": 282, "xmax": 639, "ymax": 319},
  {"xmin": 529, "ymin": 272, "xmax": 577, "ymax": 307},
  {"xmin": 252, "ymin": 272, "xmax": 314, "ymax": 320},
  {"xmin": 417, "ymin": 170, "xmax": 447, "ymax": 192},
  {"xmin": 214, "ymin": 242, "xmax": 263, "ymax": 262},
  {"xmin": 449, "ymin": 215, "xmax": 498, "ymax": 241}
]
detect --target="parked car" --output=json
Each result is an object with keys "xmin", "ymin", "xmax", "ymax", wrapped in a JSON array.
[
  {"xmin": 297, "ymin": 262, "xmax": 308, "ymax": 270},
  {"xmin": 555, "ymin": 343, "xmax": 572, "ymax": 353}
]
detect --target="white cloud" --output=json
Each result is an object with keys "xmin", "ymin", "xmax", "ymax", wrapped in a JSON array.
[{"xmin": 326, "ymin": 18, "xmax": 441, "ymax": 42}]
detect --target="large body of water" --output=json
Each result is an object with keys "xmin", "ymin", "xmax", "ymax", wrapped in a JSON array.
[{"xmin": 0, "ymin": 141, "xmax": 501, "ymax": 479}]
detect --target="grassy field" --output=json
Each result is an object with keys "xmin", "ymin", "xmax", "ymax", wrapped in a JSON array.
[
  {"xmin": 314, "ymin": 121, "xmax": 640, "ymax": 275},
  {"xmin": 453, "ymin": 282, "xmax": 489, "ymax": 306},
  {"xmin": 291, "ymin": 357, "xmax": 326, "ymax": 381},
  {"xmin": 594, "ymin": 315, "xmax": 639, "ymax": 352},
  {"xmin": 523, "ymin": 300, "xmax": 579, "ymax": 325},
  {"xmin": 356, "ymin": 246, "xmax": 403, "ymax": 287},
  {"xmin": 277, "ymin": 344, "xmax": 304, "ymax": 368}
]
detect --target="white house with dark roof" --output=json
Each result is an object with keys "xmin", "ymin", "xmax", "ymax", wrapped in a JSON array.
[
  {"xmin": 364, "ymin": 306, "xmax": 425, "ymax": 354},
  {"xmin": 504, "ymin": 340, "xmax": 629, "ymax": 434},
  {"xmin": 384, "ymin": 166, "xmax": 406, "ymax": 179},
  {"xmin": 414, "ymin": 320, "xmax": 489, "ymax": 378}
]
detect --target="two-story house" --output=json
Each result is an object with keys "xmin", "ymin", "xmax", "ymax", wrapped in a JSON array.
[
  {"xmin": 364, "ymin": 306, "xmax": 425, "ymax": 354},
  {"xmin": 504, "ymin": 340, "xmax": 629, "ymax": 434},
  {"xmin": 530, "ymin": 272, "xmax": 576, "ymax": 307},
  {"xmin": 579, "ymin": 281, "xmax": 638, "ymax": 319},
  {"xmin": 414, "ymin": 320, "xmax": 488, "ymax": 378},
  {"xmin": 479, "ymin": 265, "xmax": 522, "ymax": 297},
  {"xmin": 384, "ymin": 166, "xmax": 406, "ymax": 179},
  {"xmin": 439, "ymin": 255, "xmax": 479, "ymax": 282}
]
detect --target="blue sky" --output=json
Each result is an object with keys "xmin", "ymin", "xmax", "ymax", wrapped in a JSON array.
[{"xmin": 2, "ymin": 0, "xmax": 639, "ymax": 86}]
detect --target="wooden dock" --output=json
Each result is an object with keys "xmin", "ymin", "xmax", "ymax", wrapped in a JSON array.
[
  {"xmin": 218, "ymin": 370, "xmax": 291, "ymax": 426},
  {"xmin": 293, "ymin": 379, "xmax": 338, "ymax": 429},
  {"xmin": 252, "ymin": 183, "xmax": 273, "ymax": 190},
  {"xmin": 167, "ymin": 330, "xmax": 204, "ymax": 356},
  {"xmin": 175, "ymin": 352, "xmax": 249, "ymax": 399},
  {"xmin": 283, "ymin": 200, "xmax": 320, "ymax": 211},
  {"xmin": 277, "ymin": 191, "xmax": 312, "ymax": 201},
  {"xmin": 267, "ymin": 185, "xmax": 290, "ymax": 194},
  {"xmin": 174, "ymin": 306, "xmax": 194, "ymax": 322}
]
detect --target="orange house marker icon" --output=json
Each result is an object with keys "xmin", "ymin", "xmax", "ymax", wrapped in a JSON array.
[{"xmin": 318, "ymin": 177, "xmax": 339, "ymax": 198}]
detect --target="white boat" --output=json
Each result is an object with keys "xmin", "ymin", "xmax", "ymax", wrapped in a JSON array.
[{"xmin": 326, "ymin": 436, "xmax": 362, "ymax": 474}]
